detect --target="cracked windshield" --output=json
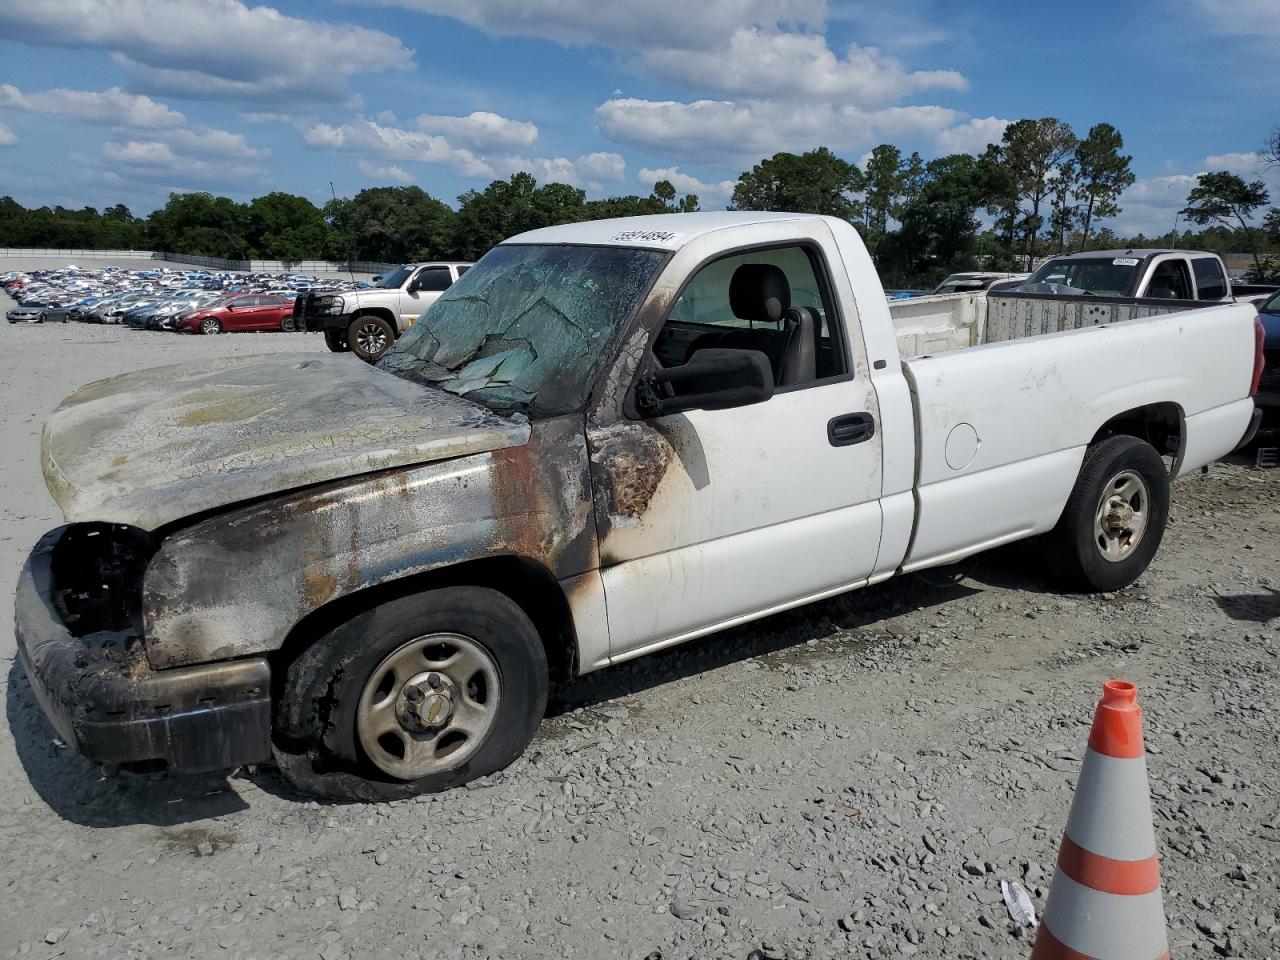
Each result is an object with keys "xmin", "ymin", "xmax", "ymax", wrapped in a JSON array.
[{"xmin": 379, "ymin": 244, "xmax": 665, "ymax": 416}]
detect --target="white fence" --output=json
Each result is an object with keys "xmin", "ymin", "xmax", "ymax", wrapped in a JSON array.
[{"xmin": 0, "ymin": 248, "xmax": 399, "ymax": 276}]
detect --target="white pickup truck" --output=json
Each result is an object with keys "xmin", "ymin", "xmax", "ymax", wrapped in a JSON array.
[
  {"xmin": 16, "ymin": 212, "xmax": 1264, "ymax": 800},
  {"xmin": 298, "ymin": 261, "xmax": 472, "ymax": 362}
]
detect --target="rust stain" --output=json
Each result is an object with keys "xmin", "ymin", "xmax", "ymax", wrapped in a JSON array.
[
  {"xmin": 176, "ymin": 396, "xmax": 268, "ymax": 427},
  {"xmin": 587, "ymin": 422, "xmax": 673, "ymax": 525},
  {"xmin": 111, "ymin": 454, "xmax": 128, "ymax": 467}
]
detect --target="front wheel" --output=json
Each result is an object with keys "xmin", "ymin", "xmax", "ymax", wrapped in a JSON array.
[
  {"xmin": 348, "ymin": 315, "xmax": 395, "ymax": 363},
  {"xmin": 199, "ymin": 317, "xmax": 222, "ymax": 335},
  {"xmin": 274, "ymin": 587, "xmax": 549, "ymax": 801},
  {"xmin": 1042, "ymin": 434, "xmax": 1170, "ymax": 592}
]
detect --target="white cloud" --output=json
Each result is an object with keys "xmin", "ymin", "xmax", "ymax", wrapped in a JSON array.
[
  {"xmin": 638, "ymin": 166, "xmax": 736, "ymax": 202},
  {"xmin": 576, "ymin": 151, "xmax": 627, "ymax": 181},
  {"xmin": 164, "ymin": 127, "xmax": 269, "ymax": 161},
  {"xmin": 639, "ymin": 30, "xmax": 965, "ymax": 105},
  {"xmin": 304, "ymin": 117, "xmax": 494, "ymax": 177},
  {"xmin": 0, "ymin": 1, "xmax": 413, "ymax": 105},
  {"xmin": 1191, "ymin": 0, "xmax": 1280, "ymax": 38},
  {"xmin": 358, "ymin": 159, "xmax": 415, "ymax": 184},
  {"xmin": 935, "ymin": 116, "xmax": 1009, "ymax": 155},
  {"xmin": 1203, "ymin": 151, "xmax": 1267, "ymax": 175},
  {"xmin": 361, "ymin": 0, "xmax": 824, "ymax": 50},
  {"xmin": 101, "ymin": 139, "xmax": 264, "ymax": 183},
  {"xmin": 306, "ymin": 116, "xmax": 617, "ymax": 187},
  {"xmin": 0, "ymin": 121, "xmax": 16, "ymax": 146},
  {"xmin": 0, "ymin": 83, "xmax": 184, "ymax": 128},
  {"xmin": 596, "ymin": 97, "xmax": 957, "ymax": 160},
  {"xmin": 415, "ymin": 111, "xmax": 539, "ymax": 150}
]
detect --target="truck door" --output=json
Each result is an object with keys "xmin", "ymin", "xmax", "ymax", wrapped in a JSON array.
[
  {"xmin": 587, "ymin": 235, "xmax": 885, "ymax": 660},
  {"xmin": 401, "ymin": 266, "xmax": 453, "ymax": 329}
]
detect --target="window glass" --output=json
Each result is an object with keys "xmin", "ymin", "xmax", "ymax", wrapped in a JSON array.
[
  {"xmin": 659, "ymin": 245, "xmax": 846, "ymax": 385},
  {"xmin": 1147, "ymin": 260, "xmax": 1191, "ymax": 299},
  {"xmin": 1024, "ymin": 257, "xmax": 1140, "ymax": 296},
  {"xmin": 414, "ymin": 267, "xmax": 453, "ymax": 292},
  {"xmin": 456, "ymin": 265, "xmax": 470, "ymax": 277},
  {"xmin": 1192, "ymin": 258, "xmax": 1227, "ymax": 300},
  {"xmin": 230, "ymin": 297, "xmax": 255, "ymax": 308}
]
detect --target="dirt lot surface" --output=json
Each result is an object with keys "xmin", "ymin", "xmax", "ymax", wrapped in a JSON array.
[{"xmin": 2, "ymin": 297, "xmax": 1278, "ymax": 959}]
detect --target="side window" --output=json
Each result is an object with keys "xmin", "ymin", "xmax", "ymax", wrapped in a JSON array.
[
  {"xmin": 1192, "ymin": 258, "xmax": 1227, "ymax": 300},
  {"xmin": 455, "ymin": 265, "xmax": 470, "ymax": 277},
  {"xmin": 1146, "ymin": 260, "xmax": 1191, "ymax": 299},
  {"xmin": 655, "ymin": 245, "xmax": 847, "ymax": 389},
  {"xmin": 231, "ymin": 297, "xmax": 255, "ymax": 308},
  {"xmin": 414, "ymin": 267, "xmax": 453, "ymax": 292}
]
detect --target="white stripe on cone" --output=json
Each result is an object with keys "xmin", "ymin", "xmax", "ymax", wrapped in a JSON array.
[
  {"xmin": 1063, "ymin": 748, "xmax": 1158, "ymax": 861},
  {"xmin": 1041, "ymin": 869, "xmax": 1168, "ymax": 960}
]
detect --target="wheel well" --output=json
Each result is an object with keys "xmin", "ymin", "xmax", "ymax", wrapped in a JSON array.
[
  {"xmin": 350, "ymin": 308, "xmax": 396, "ymax": 326},
  {"xmin": 1090, "ymin": 402, "xmax": 1184, "ymax": 469},
  {"xmin": 268, "ymin": 556, "xmax": 580, "ymax": 699}
]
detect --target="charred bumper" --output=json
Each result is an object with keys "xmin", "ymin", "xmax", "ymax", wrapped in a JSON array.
[{"xmin": 14, "ymin": 526, "xmax": 273, "ymax": 773}]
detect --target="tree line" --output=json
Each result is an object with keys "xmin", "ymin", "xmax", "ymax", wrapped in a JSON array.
[{"xmin": 2, "ymin": 117, "xmax": 1277, "ymax": 285}]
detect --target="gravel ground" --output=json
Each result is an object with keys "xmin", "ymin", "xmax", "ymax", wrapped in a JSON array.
[{"xmin": 1, "ymin": 295, "xmax": 1278, "ymax": 960}]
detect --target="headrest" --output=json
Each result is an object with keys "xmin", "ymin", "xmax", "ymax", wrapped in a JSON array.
[{"xmin": 729, "ymin": 263, "xmax": 790, "ymax": 324}]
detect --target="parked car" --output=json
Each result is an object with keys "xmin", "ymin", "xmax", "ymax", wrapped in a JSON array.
[
  {"xmin": 15, "ymin": 212, "xmax": 1263, "ymax": 800},
  {"xmin": 930, "ymin": 272, "xmax": 1028, "ymax": 295},
  {"xmin": 1256, "ymin": 289, "xmax": 1280, "ymax": 423},
  {"xmin": 297, "ymin": 262, "xmax": 473, "ymax": 362},
  {"xmin": 175, "ymin": 294, "xmax": 297, "ymax": 334},
  {"xmin": 6, "ymin": 304, "xmax": 47, "ymax": 323},
  {"xmin": 1014, "ymin": 249, "xmax": 1233, "ymax": 301}
]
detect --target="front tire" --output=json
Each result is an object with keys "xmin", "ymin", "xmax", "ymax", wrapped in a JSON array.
[
  {"xmin": 199, "ymin": 317, "xmax": 222, "ymax": 335},
  {"xmin": 274, "ymin": 587, "xmax": 549, "ymax": 801},
  {"xmin": 1042, "ymin": 434, "xmax": 1170, "ymax": 592},
  {"xmin": 348, "ymin": 315, "xmax": 395, "ymax": 363}
]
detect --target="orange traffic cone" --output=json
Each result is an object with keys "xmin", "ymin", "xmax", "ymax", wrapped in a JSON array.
[{"xmin": 1031, "ymin": 680, "xmax": 1168, "ymax": 960}]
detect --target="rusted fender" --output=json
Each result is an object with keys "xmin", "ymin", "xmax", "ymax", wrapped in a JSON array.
[
  {"xmin": 42, "ymin": 353, "xmax": 528, "ymax": 531},
  {"xmin": 141, "ymin": 417, "xmax": 597, "ymax": 668}
]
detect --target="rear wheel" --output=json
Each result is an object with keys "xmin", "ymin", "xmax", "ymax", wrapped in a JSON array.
[
  {"xmin": 280, "ymin": 315, "xmax": 297, "ymax": 332},
  {"xmin": 348, "ymin": 315, "xmax": 395, "ymax": 363},
  {"xmin": 199, "ymin": 317, "xmax": 222, "ymax": 335},
  {"xmin": 1042, "ymin": 434, "xmax": 1169, "ymax": 592},
  {"xmin": 273, "ymin": 587, "xmax": 549, "ymax": 800},
  {"xmin": 323, "ymin": 329, "xmax": 349, "ymax": 352}
]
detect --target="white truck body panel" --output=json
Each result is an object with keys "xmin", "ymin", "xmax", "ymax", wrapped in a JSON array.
[{"xmin": 507, "ymin": 213, "xmax": 1258, "ymax": 667}]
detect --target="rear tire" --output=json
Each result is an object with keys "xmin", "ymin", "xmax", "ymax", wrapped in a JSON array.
[
  {"xmin": 1042, "ymin": 435, "xmax": 1169, "ymax": 592},
  {"xmin": 281, "ymin": 315, "xmax": 297, "ymax": 332},
  {"xmin": 323, "ymin": 329, "xmax": 349, "ymax": 352},
  {"xmin": 273, "ymin": 587, "xmax": 548, "ymax": 801},
  {"xmin": 348, "ymin": 315, "xmax": 395, "ymax": 363}
]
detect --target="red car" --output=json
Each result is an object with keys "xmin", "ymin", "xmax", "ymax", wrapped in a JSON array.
[{"xmin": 177, "ymin": 294, "xmax": 297, "ymax": 335}]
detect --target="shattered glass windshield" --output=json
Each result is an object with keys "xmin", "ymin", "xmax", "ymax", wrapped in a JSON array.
[{"xmin": 379, "ymin": 244, "xmax": 666, "ymax": 416}]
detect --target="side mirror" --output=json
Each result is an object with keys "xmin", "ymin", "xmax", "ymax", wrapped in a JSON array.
[{"xmin": 635, "ymin": 348, "xmax": 774, "ymax": 417}]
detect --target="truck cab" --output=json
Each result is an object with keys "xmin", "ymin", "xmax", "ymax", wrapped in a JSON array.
[
  {"xmin": 301, "ymin": 261, "xmax": 472, "ymax": 362},
  {"xmin": 1020, "ymin": 249, "xmax": 1233, "ymax": 301}
]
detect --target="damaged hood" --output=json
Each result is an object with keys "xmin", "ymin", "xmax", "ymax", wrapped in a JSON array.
[{"xmin": 42, "ymin": 353, "xmax": 531, "ymax": 530}]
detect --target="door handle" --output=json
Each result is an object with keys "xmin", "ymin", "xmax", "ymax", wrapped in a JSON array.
[{"xmin": 827, "ymin": 412, "xmax": 876, "ymax": 447}]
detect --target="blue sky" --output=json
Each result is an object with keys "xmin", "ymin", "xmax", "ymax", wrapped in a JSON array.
[{"xmin": 0, "ymin": 0, "xmax": 1276, "ymax": 235}]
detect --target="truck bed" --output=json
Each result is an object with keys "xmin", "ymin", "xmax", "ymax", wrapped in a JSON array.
[
  {"xmin": 891, "ymin": 289, "xmax": 1226, "ymax": 358},
  {"xmin": 895, "ymin": 301, "xmax": 1259, "ymax": 570}
]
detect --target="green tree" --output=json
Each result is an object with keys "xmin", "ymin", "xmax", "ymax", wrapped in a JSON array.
[
  {"xmin": 1046, "ymin": 159, "xmax": 1078, "ymax": 254},
  {"xmin": 730, "ymin": 147, "xmax": 862, "ymax": 220},
  {"xmin": 1181, "ymin": 171, "xmax": 1270, "ymax": 274},
  {"xmin": 584, "ymin": 179, "xmax": 699, "ymax": 219},
  {"xmin": 246, "ymin": 192, "xmax": 332, "ymax": 262},
  {"xmin": 861, "ymin": 145, "xmax": 911, "ymax": 250},
  {"xmin": 451, "ymin": 173, "xmax": 586, "ymax": 261},
  {"xmin": 325, "ymin": 186, "xmax": 456, "ymax": 263},
  {"xmin": 1073, "ymin": 123, "xmax": 1134, "ymax": 250},
  {"xmin": 997, "ymin": 117, "xmax": 1078, "ymax": 261},
  {"xmin": 145, "ymin": 192, "xmax": 249, "ymax": 259}
]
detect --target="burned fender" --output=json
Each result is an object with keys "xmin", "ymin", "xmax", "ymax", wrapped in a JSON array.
[{"xmin": 141, "ymin": 417, "xmax": 597, "ymax": 668}]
